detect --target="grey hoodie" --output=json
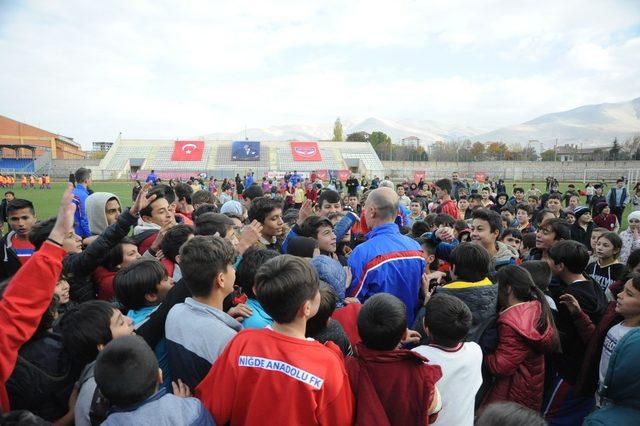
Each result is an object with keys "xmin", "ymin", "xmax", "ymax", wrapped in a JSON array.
[
  {"xmin": 494, "ymin": 240, "xmax": 518, "ymax": 269},
  {"xmin": 86, "ymin": 192, "xmax": 121, "ymax": 235}
]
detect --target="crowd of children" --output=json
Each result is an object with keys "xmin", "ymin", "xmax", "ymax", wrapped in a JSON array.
[{"xmin": 0, "ymin": 169, "xmax": 639, "ymax": 425}]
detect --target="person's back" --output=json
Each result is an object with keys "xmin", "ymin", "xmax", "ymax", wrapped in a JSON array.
[
  {"xmin": 196, "ymin": 255, "xmax": 353, "ymax": 425},
  {"xmin": 347, "ymin": 294, "xmax": 442, "ymax": 425},
  {"xmin": 413, "ymin": 294, "xmax": 482, "ymax": 426}
]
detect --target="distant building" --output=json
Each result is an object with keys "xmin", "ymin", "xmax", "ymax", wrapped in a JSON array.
[
  {"xmin": 0, "ymin": 114, "xmax": 85, "ymax": 159},
  {"xmin": 400, "ymin": 136, "xmax": 421, "ymax": 147},
  {"xmin": 92, "ymin": 141, "xmax": 113, "ymax": 152},
  {"xmin": 556, "ymin": 144, "xmax": 610, "ymax": 162}
]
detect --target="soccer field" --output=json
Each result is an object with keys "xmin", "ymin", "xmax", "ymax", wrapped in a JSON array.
[{"xmin": 4, "ymin": 180, "xmax": 634, "ymax": 229}]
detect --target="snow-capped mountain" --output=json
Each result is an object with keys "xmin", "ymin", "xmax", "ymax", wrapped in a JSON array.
[
  {"xmin": 200, "ymin": 97, "xmax": 640, "ymax": 147},
  {"xmin": 476, "ymin": 97, "xmax": 640, "ymax": 147}
]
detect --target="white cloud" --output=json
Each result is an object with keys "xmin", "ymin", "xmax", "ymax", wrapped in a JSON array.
[{"xmin": 0, "ymin": 0, "xmax": 638, "ymax": 147}]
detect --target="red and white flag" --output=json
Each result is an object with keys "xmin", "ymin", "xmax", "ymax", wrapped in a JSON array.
[
  {"xmin": 290, "ymin": 142, "xmax": 322, "ymax": 161},
  {"xmin": 171, "ymin": 140, "xmax": 204, "ymax": 161}
]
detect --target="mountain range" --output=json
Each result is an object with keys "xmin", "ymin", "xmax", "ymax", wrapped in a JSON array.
[{"xmin": 201, "ymin": 97, "xmax": 640, "ymax": 149}]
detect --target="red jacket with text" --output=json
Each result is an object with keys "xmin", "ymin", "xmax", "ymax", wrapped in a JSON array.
[{"xmin": 0, "ymin": 243, "xmax": 65, "ymax": 412}]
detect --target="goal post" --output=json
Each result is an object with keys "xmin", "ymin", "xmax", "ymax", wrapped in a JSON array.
[{"xmin": 583, "ymin": 169, "xmax": 640, "ymax": 184}]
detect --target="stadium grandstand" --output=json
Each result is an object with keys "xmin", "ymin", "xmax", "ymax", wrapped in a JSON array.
[
  {"xmin": 0, "ymin": 114, "xmax": 85, "ymax": 174},
  {"xmin": 95, "ymin": 137, "xmax": 385, "ymax": 180}
]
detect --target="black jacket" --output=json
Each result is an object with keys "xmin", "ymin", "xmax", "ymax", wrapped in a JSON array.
[
  {"xmin": 0, "ymin": 231, "xmax": 23, "ymax": 280},
  {"xmin": 0, "ymin": 199, "xmax": 8, "ymax": 224},
  {"xmin": 571, "ymin": 222, "xmax": 594, "ymax": 248},
  {"xmin": 6, "ymin": 331, "xmax": 78, "ymax": 421},
  {"xmin": 63, "ymin": 209, "xmax": 139, "ymax": 302}
]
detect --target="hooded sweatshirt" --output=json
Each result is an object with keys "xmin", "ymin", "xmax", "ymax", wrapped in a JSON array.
[
  {"xmin": 584, "ymin": 328, "xmax": 640, "ymax": 425},
  {"xmin": 484, "ymin": 301, "xmax": 556, "ymax": 411},
  {"xmin": 86, "ymin": 192, "xmax": 121, "ymax": 235},
  {"xmin": 493, "ymin": 241, "xmax": 518, "ymax": 270}
]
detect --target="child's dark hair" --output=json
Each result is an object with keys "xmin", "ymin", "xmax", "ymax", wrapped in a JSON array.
[
  {"xmin": 597, "ymin": 232, "xmax": 623, "ymax": 259},
  {"xmin": 424, "ymin": 213, "xmax": 438, "ymax": 230},
  {"xmin": 500, "ymin": 228, "xmax": 522, "ymax": 242},
  {"xmin": 528, "ymin": 194, "xmax": 539, "ymax": 203},
  {"xmin": 547, "ymin": 193, "xmax": 562, "ymax": 202},
  {"xmin": 515, "ymin": 203, "xmax": 532, "ymax": 216},
  {"xmin": 357, "ymin": 293, "xmax": 407, "ymax": 351},
  {"xmin": 248, "ymin": 197, "xmax": 283, "ymax": 224},
  {"xmin": 173, "ymin": 182, "xmax": 193, "ymax": 204},
  {"xmin": 192, "ymin": 203, "xmax": 218, "ymax": 222},
  {"xmin": 424, "ymin": 293, "xmax": 472, "ymax": 347},
  {"xmin": 7, "ymin": 198, "xmax": 35, "ymax": 215},
  {"xmin": 496, "ymin": 265, "xmax": 560, "ymax": 351},
  {"xmin": 317, "ymin": 189, "xmax": 341, "ymax": 207},
  {"xmin": 161, "ymin": 224, "xmax": 194, "ymax": 263},
  {"xmin": 300, "ymin": 216, "xmax": 333, "ymax": 239},
  {"xmin": 94, "ymin": 335, "xmax": 158, "ymax": 407},
  {"xmin": 103, "ymin": 236, "xmax": 137, "ymax": 271},
  {"xmin": 522, "ymin": 232, "xmax": 536, "ymax": 250},
  {"xmin": 453, "ymin": 219, "xmax": 468, "ymax": 234},
  {"xmin": 254, "ymin": 255, "xmax": 319, "ymax": 324},
  {"xmin": 476, "ymin": 402, "xmax": 546, "ymax": 426},
  {"xmin": 305, "ymin": 283, "xmax": 338, "ymax": 337},
  {"xmin": 412, "ymin": 220, "xmax": 430, "ymax": 237},
  {"xmin": 520, "ymin": 260, "xmax": 552, "ymax": 292},
  {"xmin": 243, "ymin": 184, "xmax": 264, "ymax": 201},
  {"xmin": 191, "ymin": 190, "xmax": 215, "ymax": 207},
  {"xmin": 58, "ymin": 300, "xmax": 119, "ymax": 367},
  {"xmin": 434, "ymin": 178, "xmax": 452, "ymax": 195},
  {"xmin": 114, "ymin": 259, "xmax": 168, "ymax": 310},
  {"xmin": 434, "ymin": 214, "xmax": 455, "ymax": 228},
  {"xmin": 195, "ymin": 212, "xmax": 233, "ymax": 237},
  {"xmin": 548, "ymin": 240, "xmax": 590, "ymax": 274},
  {"xmin": 28, "ymin": 217, "xmax": 56, "ymax": 250},
  {"xmin": 418, "ymin": 237, "xmax": 439, "ymax": 271},
  {"xmin": 235, "ymin": 248, "xmax": 279, "ymax": 298},
  {"xmin": 627, "ymin": 249, "xmax": 640, "ymax": 271},
  {"xmin": 139, "ymin": 185, "xmax": 173, "ymax": 217},
  {"xmin": 513, "ymin": 187, "xmax": 524, "ymax": 194},
  {"xmin": 449, "ymin": 243, "xmax": 491, "ymax": 282},
  {"xmin": 469, "ymin": 193, "xmax": 482, "ymax": 203},
  {"xmin": 472, "ymin": 208, "xmax": 503, "ymax": 234},
  {"xmin": 179, "ymin": 236, "xmax": 236, "ymax": 298},
  {"xmin": 538, "ymin": 218, "xmax": 571, "ymax": 241}
]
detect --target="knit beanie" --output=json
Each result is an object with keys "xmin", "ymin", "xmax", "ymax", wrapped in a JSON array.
[{"xmin": 573, "ymin": 206, "xmax": 591, "ymax": 221}]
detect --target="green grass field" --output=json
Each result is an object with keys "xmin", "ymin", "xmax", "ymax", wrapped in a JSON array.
[{"xmin": 6, "ymin": 180, "xmax": 633, "ymax": 229}]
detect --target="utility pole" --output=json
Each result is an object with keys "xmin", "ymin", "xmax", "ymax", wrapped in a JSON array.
[{"xmin": 554, "ymin": 138, "xmax": 558, "ymax": 162}]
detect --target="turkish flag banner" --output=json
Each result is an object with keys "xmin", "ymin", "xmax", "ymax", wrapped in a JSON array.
[
  {"xmin": 290, "ymin": 142, "xmax": 322, "ymax": 161},
  {"xmin": 475, "ymin": 172, "xmax": 486, "ymax": 183},
  {"xmin": 414, "ymin": 171, "xmax": 426, "ymax": 184},
  {"xmin": 338, "ymin": 170, "xmax": 350, "ymax": 182},
  {"xmin": 171, "ymin": 140, "xmax": 204, "ymax": 161}
]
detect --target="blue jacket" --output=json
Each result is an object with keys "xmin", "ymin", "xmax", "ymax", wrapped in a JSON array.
[
  {"xmin": 72, "ymin": 184, "xmax": 91, "ymax": 238},
  {"xmin": 145, "ymin": 172, "xmax": 158, "ymax": 185},
  {"xmin": 348, "ymin": 222, "xmax": 425, "ymax": 324},
  {"xmin": 103, "ymin": 388, "xmax": 214, "ymax": 426}
]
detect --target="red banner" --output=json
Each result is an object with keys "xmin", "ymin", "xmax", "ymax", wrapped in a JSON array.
[
  {"xmin": 414, "ymin": 171, "xmax": 426, "ymax": 184},
  {"xmin": 338, "ymin": 170, "xmax": 350, "ymax": 182},
  {"xmin": 315, "ymin": 170, "xmax": 328, "ymax": 180},
  {"xmin": 171, "ymin": 140, "xmax": 204, "ymax": 161},
  {"xmin": 475, "ymin": 172, "xmax": 486, "ymax": 183},
  {"xmin": 291, "ymin": 141, "xmax": 322, "ymax": 161}
]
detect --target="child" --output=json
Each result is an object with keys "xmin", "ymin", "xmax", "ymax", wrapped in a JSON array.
[
  {"xmin": 196, "ymin": 255, "xmax": 354, "ymax": 425},
  {"xmin": 631, "ymin": 186, "xmax": 640, "ymax": 212},
  {"xmin": 521, "ymin": 232, "xmax": 536, "ymax": 261},
  {"xmin": 93, "ymin": 236, "xmax": 141, "ymax": 301},
  {"xmin": 499, "ymin": 228, "xmax": 522, "ymax": 255},
  {"xmin": 570, "ymin": 206, "xmax": 594, "ymax": 248},
  {"xmin": 483, "ymin": 265, "xmax": 559, "ymax": 411},
  {"xmin": 437, "ymin": 243, "xmax": 498, "ymax": 345},
  {"xmin": 587, "ymin": 232, "xmax": 625, "ymax": 295},
  {"xmin": 458, "ymin": 195, "xmax": 472, "ymax": 220},
  {"xmin": 546, "ymin": 193, "xmax": 563, "ymax": 218},
  {"xmin": 305, "ymin": 283, "xmax": 352, "ymax": 356},
  {"xmin": 515, "ymin": 204, "xmax": 533, "ymax": 234},
  {"xmin": 409, "ymin": 200, "xmax": 427, "ymax": 224},
  {"xmin": 347, "ymin": 293, "xmax": 442, "ymax": 425},
  {"xmin": 165, "ymin": 236, "xmax": 240, "ymax": 390},
  {"xmin": 413, "ymin": 294, "xmax": 482, "ymax": 426},
  {"xmin": 499, "ymin": 206, "xmax": 516, "ymax": 229},
  {"xmin": 235, "ymin": 248, "xmax": 279, "ymax": 329},
  {"xmin": 299, "ymin": 216, "xmax": 341, "ymax": 262},
  {"xmin": 58, "ymin": 301, "xmax": 135, "ymax": 425},
  {"xmin": 133, "ymin": 185, "xmax": 177, "ymax": 255},
  {"xmin": 529, "ymin": 218, "xmax": 571, "ymax": 261},
  {"xmin": 593, "ymin": 202, "xmax": 619, "ymax": 232},
  {"xmin": 247, "ymin": 197, "xmax": 286, "ymax": 251},
  {"xmin": 1, "ymin": 199, "xmax": 37, "ymax": 279},
  {"xmin": 94, "ymin": 335, "xmax": 214, "ymax": 425},
  {"xmin": 114, "ymin": 259, "xmax": 173, "ymax": 388},
  {"xmin": 470, "ymin": 208, "xmax": 517, "ymax": 269},
  {"xmin": 618, "ymin": 211, "xmax": 640, "ymax": 263},
  {"xmin": 564, "ymin": 209, "xmax": 576, "ymax": 225},
  {"xmin": 159, "ymin": 224, "xmax": 195, "ymax": 279}
]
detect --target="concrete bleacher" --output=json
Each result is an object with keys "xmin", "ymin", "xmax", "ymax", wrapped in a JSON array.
[{"xmin": 96, "ymin": 139, "xmax": 385, "ymax": 179}]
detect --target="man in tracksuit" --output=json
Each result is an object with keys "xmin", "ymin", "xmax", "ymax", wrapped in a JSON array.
[{"xmin": 347, "ymin": 187, "xmax": 426, "ymax": 325}]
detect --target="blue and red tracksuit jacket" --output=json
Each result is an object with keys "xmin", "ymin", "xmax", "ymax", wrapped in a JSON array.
[{"xmin": 348, "ymin": 222, "xmax": 425, "ymax": 324}]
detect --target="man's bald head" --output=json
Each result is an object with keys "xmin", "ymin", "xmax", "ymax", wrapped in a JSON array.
[{"xmin": 367, "ymin": 187, "xmax": 398, "ymax": 223}]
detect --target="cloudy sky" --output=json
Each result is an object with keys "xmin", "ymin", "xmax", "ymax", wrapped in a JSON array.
[{"xmin": 1, "ymin": 0, "xmax": 639, "ymax": 148}]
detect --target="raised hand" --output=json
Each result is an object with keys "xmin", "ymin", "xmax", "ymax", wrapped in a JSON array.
[
  {"xmin": 171, "ymin": 379, "xmax": 192, "ymax": 398},
  {"xmin": 236, "ymin": 220, "xmax": 263, "ymax": 255},
  {"xmin": 49, "ymin": 183, "xmax": 77, "ymax": 248},
  {"xmin": 130, "ymin": 182, "xmax": 157, "ymax": 217},
  {"xmin": 559, "ymin": 293, "xmax": 581, "ymax": 315},
  {"xmin": 296, "ymin": 199, "xmax": 314, "ymax": 226}
]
